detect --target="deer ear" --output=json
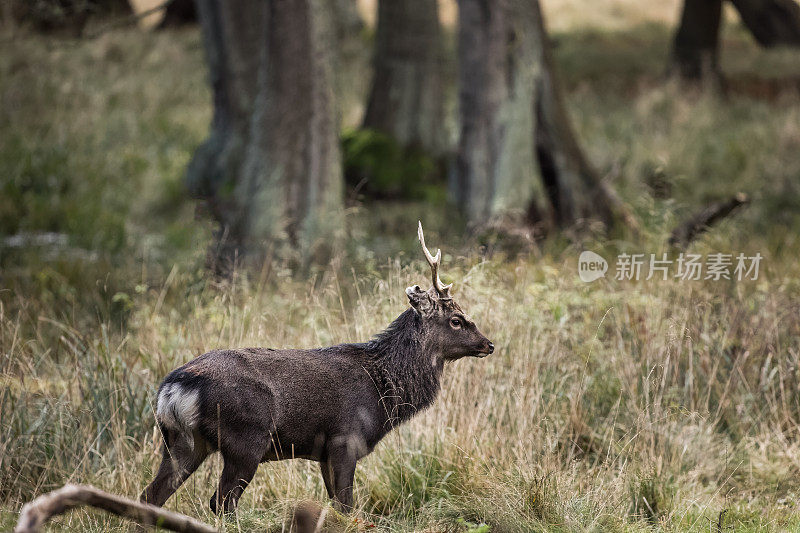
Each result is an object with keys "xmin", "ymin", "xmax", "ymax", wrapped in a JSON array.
[{"xmin": 406, "ymin": 285, "xmax": 434, "ymax": 316}]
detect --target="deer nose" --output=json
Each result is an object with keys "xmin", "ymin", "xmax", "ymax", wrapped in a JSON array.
[{"xmin": 486, "ymin": 341, "xmax": 494, "ymax": 354}]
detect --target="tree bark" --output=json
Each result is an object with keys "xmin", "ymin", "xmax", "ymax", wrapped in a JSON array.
[
  {"xmin": 362, "ymin": 0, "xmax": 446, "ymax": 154},
  {"xmin": 187, "ymin": 0, "xmax": 343, "ymax": 271},
  {"xmin": 671, "ymin": 0, "xmax": 723, "ymax": 80},
  {"xmin": 186, "ymin": 0, "xmax": 263, "ymax": 266},
  {"xmin": 454, "ymin": 0, "xmax": 613, "ymax": 231}
]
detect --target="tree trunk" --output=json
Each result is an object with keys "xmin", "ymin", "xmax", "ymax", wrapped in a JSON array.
[
  {"xmin": 671, "ymin": 0, "xmax": 723, "ymax": 80},
  {"xmin": 362, "ymin": 0, "xmax": 445, "ymax": 154},
  {"xmin": 533, "ymin": 4, "xmax": 613, "ymax": 228},
  {"xmin": 454, "ymin": 0, "xmax": 613, "ymax": 231},
  {"xmin": 159, "ymin": 0, "xmax": 196, "ymax": 27},
  {"xmin": 186, "ymin": 0, "xmax": 262, "ymax": 252},
  {"xmin": 730, "ymin": 0, "xmax": 800, "ymax": 46},
  {"xmin": 187, "ymin": 0, "xmax": 343, "ymax": 270},
  {"xmin": 671, "ymin": 0, "xmax": 800, "ymax": 81}
]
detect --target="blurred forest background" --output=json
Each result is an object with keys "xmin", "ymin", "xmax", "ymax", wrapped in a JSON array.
[{"xmin": 2, "ymin": 0, "xmax": 800, "ymax": 531}]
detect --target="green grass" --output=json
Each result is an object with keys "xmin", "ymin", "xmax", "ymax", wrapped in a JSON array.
[{"xmin": 2, "ymin": 13, "xmax": 800, "ymax": 533}]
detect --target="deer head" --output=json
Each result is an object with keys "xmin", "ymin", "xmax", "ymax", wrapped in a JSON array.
[{"xmin": 406, "ymin": 222, "xmax": 494, "ymax": 359}]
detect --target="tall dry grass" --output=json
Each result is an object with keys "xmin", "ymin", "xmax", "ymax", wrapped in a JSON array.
[{"xmin": 3, "ymin": 250, "xmax": 800, "ymax": 531}]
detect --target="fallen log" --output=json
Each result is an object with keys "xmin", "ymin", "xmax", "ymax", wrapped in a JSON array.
[
  {"xmin": 669, "ymin": 192, "xmax": 749, "ymax": 248},
  {"xmin": 14, "ymin": 484, "xmax": 215, "ymax": 533}
]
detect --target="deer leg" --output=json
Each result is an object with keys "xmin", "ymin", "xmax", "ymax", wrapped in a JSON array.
[
  {"xmin": 210, "ymin": 453, "xmax": 260, "ymax": 514},
  {"xmin": 328, "ymin": 450, "xmax": 357, "ymax": 512},
  {"xmin": 140, "ymin": 428, "xmax": 209, "ymax": 507},
  {"xmin": 319, "ymin": 461, "xmax": 335, "ymax": 499}
]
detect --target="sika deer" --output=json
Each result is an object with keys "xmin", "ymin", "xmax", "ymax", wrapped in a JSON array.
[{"xmin": 140, "ymin": 222, "xmax": 493, "ymax": 514}]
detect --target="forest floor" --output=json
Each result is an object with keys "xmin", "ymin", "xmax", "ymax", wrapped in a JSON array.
[{"xmin": 3, "ymin": 2, "xmax": 800, "ymax": 531}]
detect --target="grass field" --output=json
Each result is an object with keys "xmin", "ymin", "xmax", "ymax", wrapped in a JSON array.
[{"xmin": 2, "ymin": 3, "xmax": 800, "ymax": 531}]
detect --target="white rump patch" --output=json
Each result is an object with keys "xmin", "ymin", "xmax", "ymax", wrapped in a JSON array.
[{"xmin": 156, "ymin": 383, "xmax": 200, "ymax": 433}]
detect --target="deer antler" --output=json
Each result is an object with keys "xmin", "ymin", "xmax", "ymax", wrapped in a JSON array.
[{"xmin": 418, "ymin": 221, "xmax": 452, "ymax": 298}]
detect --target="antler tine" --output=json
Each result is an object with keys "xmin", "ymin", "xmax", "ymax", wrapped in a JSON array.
[
  {"xmin": 417, "ymin": 221, "xmax": 452, "ymax": 297},
  {"xmin": 418, "ymin": 221, "xmax": 440, "ymax": 266}
]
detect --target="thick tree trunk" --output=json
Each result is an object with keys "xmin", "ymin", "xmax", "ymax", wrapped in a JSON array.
[
  {"xmin": 187, "ymin": 0, "xmax": 343, "ymax": 270},
  {"xmin": 454, "ymin": 0, "xmax": 543, "ymax": 222},
  {"xmin": 672, "ymin": 0, "xmax": 800, "ymax": 81},
  {"xmin": 454, "ymin": 0, "xmax": 613, "ymax": 231},
  {"xmin": 671, "ymin": 0, "xmax": 723, "ymax": 80},
  {"xmin": 362, "ymin": 0, "xmax": 445, "ymax": 154},
  {"xmin": 240, "ymin": 0, "xmax": 343, "ymax": 262}
]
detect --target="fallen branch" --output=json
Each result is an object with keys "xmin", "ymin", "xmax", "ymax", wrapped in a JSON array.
[
  {"xmin": 14, "ymin": 484, "xmax": 215, "ymax": 533},
  {"xmin": 669, "ymin": 192, "xmax": 749, "ymax": 248}
]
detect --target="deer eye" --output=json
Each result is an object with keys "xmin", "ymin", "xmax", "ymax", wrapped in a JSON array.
[{"xmin": 450, "ymin": 317, "xmax": 462, "ymax": 329}]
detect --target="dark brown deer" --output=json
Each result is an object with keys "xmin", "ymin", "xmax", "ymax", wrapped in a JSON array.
[{"xmin": 140, "ymin": 222, "xmax": 494, "ymax": 514}]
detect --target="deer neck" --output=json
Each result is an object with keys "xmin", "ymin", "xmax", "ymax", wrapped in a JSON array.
[{"xmin": 367, "ymin": 308, "xmax": 444, "ymax": 425}]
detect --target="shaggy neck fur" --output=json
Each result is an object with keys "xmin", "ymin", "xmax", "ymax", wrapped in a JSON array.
[{"xmin": 365, "ymin": 308, "xmax": 444, "ymax": 426}]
